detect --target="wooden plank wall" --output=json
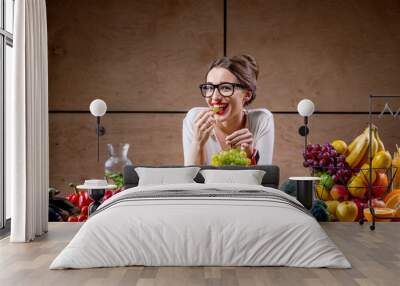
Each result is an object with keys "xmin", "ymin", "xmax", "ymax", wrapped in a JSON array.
[{"xmin": 47, "ymin": 0, "xmax": 400, "ymax": 195}]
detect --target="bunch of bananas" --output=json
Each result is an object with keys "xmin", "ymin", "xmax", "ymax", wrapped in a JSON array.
[{"xmin": 345, "ymin": 125, "xmax": 386, "ymax": 168}]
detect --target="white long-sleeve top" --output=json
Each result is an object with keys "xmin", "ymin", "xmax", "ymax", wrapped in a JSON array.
[{"xmin": 182, "ymin": 107, "xmax": 275, "ymax": 165}]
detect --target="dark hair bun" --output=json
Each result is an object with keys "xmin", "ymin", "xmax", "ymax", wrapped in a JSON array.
[{"xmin": 234, "ymin": 54, "xmax": 259, "ymax": 80}]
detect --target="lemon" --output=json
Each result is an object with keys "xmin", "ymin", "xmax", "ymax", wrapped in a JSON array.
[{"xmin": 331, "ymin": 140, "xmax": 348, "ymax": 155}]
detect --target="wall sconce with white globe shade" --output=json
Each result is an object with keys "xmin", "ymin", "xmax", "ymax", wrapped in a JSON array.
[
  {"xmin": 297, "ymin": 99, "xmax": 315, "ymax": 152},
  {"xmin": 89, "ymin": 99, "xmax": 107, "ymax": 161}
]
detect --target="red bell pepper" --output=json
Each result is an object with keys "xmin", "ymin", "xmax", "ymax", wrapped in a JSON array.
[{"xmin": 78, "ymin": 191, "xmax": 92, "ymax": 209}]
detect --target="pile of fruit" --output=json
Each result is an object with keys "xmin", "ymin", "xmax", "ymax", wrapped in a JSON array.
[
  {"xmin": 304, "ymin": 125, "xmax": 400, "ymax": 222},
  {"xmin": 211, "ymin": 148, "xmax": 251, "ymax": 166}
]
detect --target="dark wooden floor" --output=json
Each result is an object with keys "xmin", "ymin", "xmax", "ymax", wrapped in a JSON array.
[{"xmin": 0, "ymin": 222, "xmax": 399, "ymax": 286}]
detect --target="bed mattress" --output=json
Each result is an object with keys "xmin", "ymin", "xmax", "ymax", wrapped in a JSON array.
[{"xmin": 50, "ymin": 183, "xmax": 351, "ymax": 269}]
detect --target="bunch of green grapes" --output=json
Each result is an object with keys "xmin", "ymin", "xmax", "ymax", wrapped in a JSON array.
[{"xmin": 211, "ymin": 148, "xmax": 251, "ymax": 166}]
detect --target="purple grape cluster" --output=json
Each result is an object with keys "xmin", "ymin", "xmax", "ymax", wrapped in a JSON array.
[{"xmin": 303, "ymin": 143, "xmax": 352, "ymax": 184}]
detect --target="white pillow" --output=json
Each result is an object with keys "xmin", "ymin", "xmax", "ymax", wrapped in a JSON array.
[
  {"xmin": 135, "ymin": 167, "xmax": 200, "ymax": 186},
  {"xmin": 200, "ymin": 169, "xmax": 266, "ymax": 185}
]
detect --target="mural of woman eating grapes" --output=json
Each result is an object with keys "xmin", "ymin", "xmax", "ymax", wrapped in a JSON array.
[{"xmin": 182, "ymin": 54, "xmax": 274, "ymax": 166}]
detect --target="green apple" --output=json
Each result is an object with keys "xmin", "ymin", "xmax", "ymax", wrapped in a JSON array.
[{"xmin": 336, "ymin": 201, "xmax": 358, "ymax": 222}]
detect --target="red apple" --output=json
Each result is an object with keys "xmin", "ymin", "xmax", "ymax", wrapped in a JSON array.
[
  {"xmin": 330, "ymin": 184, "xmax": 349, "ymax": 202},
  {"xmin": 372, "ymin": 173, "xmax": 389, "ymax": 198},
  {"xmin": 336, "ymin": 201, "xmax": 358, "ymax": 222}
]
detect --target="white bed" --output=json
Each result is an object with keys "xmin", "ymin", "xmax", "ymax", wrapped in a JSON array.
[{"xmin": 50, "ymin": 183, "xmax": 351, "ymax": 269}]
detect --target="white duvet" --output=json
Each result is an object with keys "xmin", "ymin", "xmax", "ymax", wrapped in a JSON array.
[{"xmin": 50, "ymin": 183, "xmax": 351, "ymax": 269}]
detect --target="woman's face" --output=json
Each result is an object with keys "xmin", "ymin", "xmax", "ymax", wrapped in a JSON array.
[{"xmin": 205, "ymin": 67, "xmax": 251, "ymax": 122}]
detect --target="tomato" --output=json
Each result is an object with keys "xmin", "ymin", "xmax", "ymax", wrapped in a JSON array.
[
  {"xmin": 78, "ymin": 214, "xmax": 87, "ymax": 222},
  {"xmin": 81, "ymin": 206, "xmax": 88, "ymax": 216},
  {"xmin": 67, "ymin": 216, "xmax": 78, "ymax": 222},
  {"xmin": 70, "ymin": 194, "xmax": 79, "ymax": 207}
]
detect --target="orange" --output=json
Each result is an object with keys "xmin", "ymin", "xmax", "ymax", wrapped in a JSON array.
[
  {"xmin": 384, "ymin": 189, "xmax": 400, "ymax": 203},
  {"xmin": 363, "ymin": 208, "xmax": 394, "ymax": 222},
  {"xmin": 385, "ymin": 194, "xmax": 400, "ymax": 209},
  {"xmin": 393, "ymin": 208, "xmax": 400, "ymax": 222}
]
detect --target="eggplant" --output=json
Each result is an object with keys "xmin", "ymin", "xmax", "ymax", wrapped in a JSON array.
[
  {"xmin": 49, "ymin": 204, "xmax": 71, "ymax": 221},
  {"xmin": 49, "ymin": 197, "xmax": 81, "ymax": 216},
  {"xmin": 49, "ymin": 206, "xmax": 63, "ymax": 222},
  {"xmin": 49, "ymin": 187, "xmax": 60, "ymax": 199}
]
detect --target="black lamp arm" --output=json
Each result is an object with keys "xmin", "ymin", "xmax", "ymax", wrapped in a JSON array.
[
  {"xmin": 96, "ymin": 116, "xmax": 106, "ymax": 162},
  {"xmin": 298, "ymin": 116, "xmax": 310, "ymax": 154}
]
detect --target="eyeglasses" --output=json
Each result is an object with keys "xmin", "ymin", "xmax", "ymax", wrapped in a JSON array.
[{"xmin": 199, "ymin": 82, "xmax": 246, "ymax": 98}]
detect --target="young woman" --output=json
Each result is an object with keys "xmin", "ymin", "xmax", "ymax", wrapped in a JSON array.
[{"xmin": 182, "ymin": 54, "xmax": 274, "ymax": 165}]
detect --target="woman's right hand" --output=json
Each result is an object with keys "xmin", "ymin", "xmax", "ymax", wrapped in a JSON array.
[{"xmin": 192, "ymin": 110, "xmax": 215, "ymax": 148}]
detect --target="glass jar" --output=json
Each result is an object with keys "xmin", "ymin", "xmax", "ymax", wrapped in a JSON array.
[{"xmin": 104, "ymin": 143, "xmax": 133, "ymax": 188}]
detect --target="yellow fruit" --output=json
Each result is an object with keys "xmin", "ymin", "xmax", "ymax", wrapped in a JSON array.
[
  {"xmin": 325, "ymin": 200, "xmax": 339, "ymax": 217},
  {"xmin": 347, "ymin": 175, "xmax": 367, "ymax": 198},
  {"xmin": 345, "ymin": 133, "xmax": 369, "ymax": 168},
  {"xmin": 316, "ymin": 184, "xmax": 333, "ymax": 201},
  {"xmin": 370, "ymin": 127, "xmax": 379, "ymax": 159},
  {"xmin": 331, "ymin": 140, "xmax": 348, "ymax": 155},
  {"xmin": 375, "ymin": 129, "xmax": 385, "ymax": 152},
  {"xmin": 359, "ymin": 163, "xmax": 377, "ymax": 185},
  {"xmin": 336, "ymin": 201, "xmax": 358, "ymax": 222},
  {"xmin": 372, "ymin": 151, "xmax": 392, "ymax": 173},
  {"xmin": 348, "ymin": 127, "xmax": 368, "ymax": 153},
  {"xmin": 347, "ymin": 129, "xmax": 367, "ymax": 153},
  {"xmin": 354, "ymin": 126, "xmax": 380, "ymax": 168}
]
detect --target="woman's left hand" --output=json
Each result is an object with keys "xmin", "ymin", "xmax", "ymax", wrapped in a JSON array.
[{"xmin": 225, "ymin": 128, "xmax": 254, "ymax": 157}]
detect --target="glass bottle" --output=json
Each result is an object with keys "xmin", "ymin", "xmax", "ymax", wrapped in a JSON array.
[{"xmin": 104, "ymin": 143, "xmax": 133, "ymax": 188}]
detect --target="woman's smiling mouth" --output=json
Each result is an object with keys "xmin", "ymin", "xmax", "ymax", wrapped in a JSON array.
[{"xmin": 211, "ymin": 104, "xmax": 229, "ymax": 115}]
